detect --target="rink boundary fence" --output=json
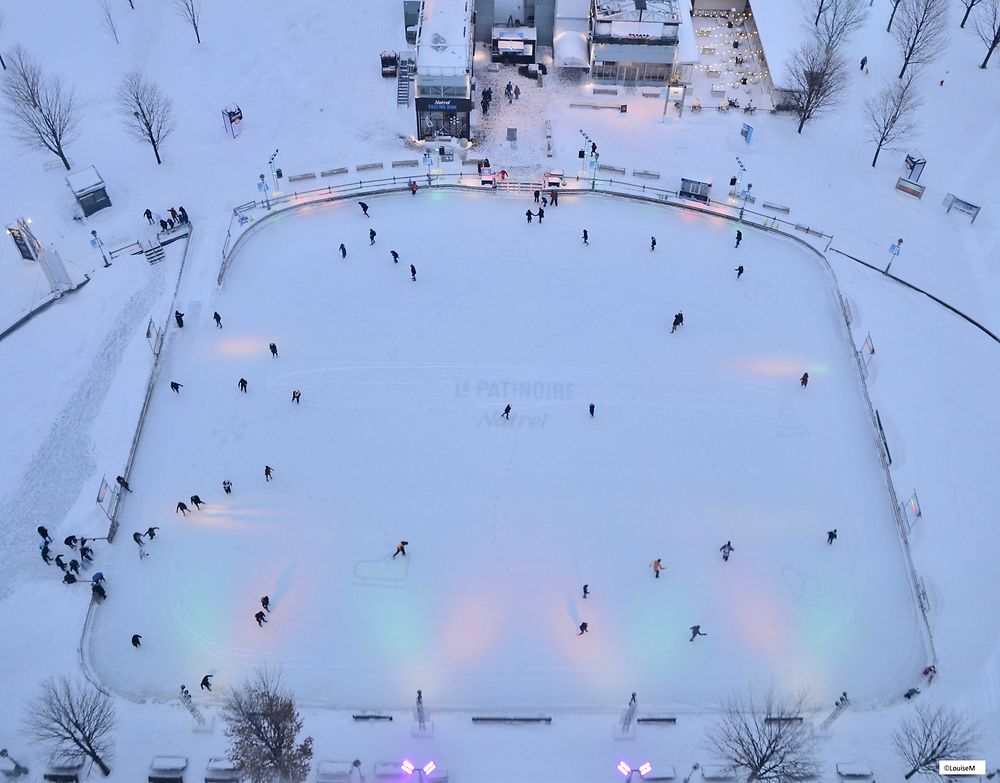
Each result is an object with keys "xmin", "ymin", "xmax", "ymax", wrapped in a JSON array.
[
  {"xmin": 78, "ymin": 228, "xmax": 197, "ymax": 697},
  {"xmin": 213, "ymin": 177, "xmax": 936, "ymax": 680}
]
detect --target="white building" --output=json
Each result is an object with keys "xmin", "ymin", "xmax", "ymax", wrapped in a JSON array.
[
  {"xmin": 414, "ymin": 0, "xmax": 475, "ymax": 139},
  {"xmin": 590, "ymin": 0, "xmax": 682, "ymax": 84}
]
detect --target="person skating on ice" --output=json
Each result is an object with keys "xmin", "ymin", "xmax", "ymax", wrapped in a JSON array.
[
  {"xmin": 264, "ymin": 466, "xmax": 274, "ymax": 481},
  {"xmin": 292, "ymin": 390, "xmax": 301, "ymax": 404},
  {"xmin": 502, "ymin": 404, "xmax": 511, "ymax": 420},
  {"xmin": 223, "ymin": 480, "xmax": 232, "ymax": 494},
  {"xmin": 213, "ymin": 311, "xmax": 222, "ymax": 328},
  {"xmin": 69, "ymin": 559, "xmax": 80, "ymax": 575},
  {"xmin": 132, "ymin": 634, "xmax": 142, "ymax": 648},
  {"xmin": 393, "ymin": 540, "xmax": 409, "ymax": 559},
  {"xmin": 651, "ymin": 558, "xmax": 663, "ymax": 578},
  {"xmin": 689, "ymin": 624, "xmax": 707, "ymax": 641},
  {"xmin": 582, "ymin": 229, "xmax": 589, "ymax": 245},
  {"xmin": 55, "ymin": 554, "xmax": 67, "ymax": 571},
  {"xmin": 174, "ymin": 310, "xmax": 185, "ymax": 328},
  {"xmin": 735, "ymin": 230, "xmax": 743, "ymax": 248},
  {"xmin": 116, "ymin": 475, "xmax": 132, "ymax": 492},
  {"xmin": 146, "ymin": 526, "xmax": 159, "ymax": 540},
  {"xmin": 671, "ymin": 311, "xmax": 683, "ymax": 333},
  {"xmin": 410, "ymin": 264, "xmax": 417, "ymax": 281},
  {"xmin": 176, "ymin": 501, "xmax": 189, "ymax": 515},
  {"xmin": 827, "ymin": 529, "xmax": 837, "ymax": 544},
  {"xmin": 190, "ymin": 494, "xmax": 203, "ymax": 510},
  {"xmin": 37, "ymin": 525, "xmax": 52, "ymax": 543},
  {"xmin": 391, "ymin": 250, "xmax": 399, "ymax": 263},
  {"xmin": 269, "ymin": 342, "xmax": 279, "ymax": 358},
  {"xmin": 589, "ymin": 403, "xmax": 595, "ymax": 417},
  {"xmin": 525, "ymin": 209, "xmax": 533, "ymax": 224},
  {"xmin": 735, "ymin": 265, "xmax": 744, "ymax": 279},
  {"xmin": 64, "ymin": 534, "xmax": 78, "ymax": 549},
  {"xmin": 578, "ymin": 622, "xmax": 589, "ymax": 635},
  {"xmin": 255, "ymin": 611, "xmax": 268, "ymax": 627},
  {"xmin": 720, "ymin": 541, "xmax": 734, "ymax": 561},
  {"xmin": 650, "ymin": 236, "xmax": 656, "ymax": 251},
  {"xmin": 238, "ymin": 377, "xmax": 248, "ymax": 393},
  {"xmin": 369, "ymin": 228, "xmax": 376, "ymax": 246},
  {"xmin": 800, "ymin": 372, "xmax": 809, "ymax": 387},
  {"xmin": 170, "ymin": 381, "xmax": 183, "ymax": 393},
  {"xmin": 261, "ymin": 596, "xmax": 270, "ymax": 612},
  {"xmin": 537, "ymin": 207, "xmax": 544, "ymax": 223},
  {"xmin": 339, "ymin": 243, "xmax": 347, "ymax": 259},
  {"xmin": 582, "ymin": 584, "xmax": 589, "ymax": 599},
  {"xmin": 200, "ymin": 674, "xmax": 213, "ymax": 691},
  {"xmin": 359, "ymin": 201, "xmax": 370, "ymax": 217}
]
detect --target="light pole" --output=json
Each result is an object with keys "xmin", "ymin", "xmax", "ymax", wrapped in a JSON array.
[
  {"xmin": 0, "ymin": 749, "xmax": 29, "ymax": 778},
  {"xmin": 401, "ymin": 759, "xmax": 439, "ymax": 783},
  {"xmin": 268, "ymin": 149, "xmax": 280, "ymax": 192},
  {"xmin": 885, "ymin": 237, "xmax": 903, "ymax": 274},
  {"xmin": 91, "ymin": 229, "xmax": 110, "ymax": 267},
  {"xmin": 258, "ymin": 174, "xmax": 271, "ymax": 209},
  {"xmin": 617, "ymin": 760, "xmax": 654, "ymax": 782},
  {"xmin": 740, "ymin": 183, "xmax": 753, "ymax": 220}
]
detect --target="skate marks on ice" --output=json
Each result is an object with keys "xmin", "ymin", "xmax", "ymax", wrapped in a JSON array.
[
  {"xmin": 353, "ymin": 552, "xmax": 410, "ymax": 587},
  {"xmin": 781, "ymin": 567, "xmax": 825, "ymax": 608},
  {"xmin": 0, "ymin": 280, "xmax": 161, "ymax": 599},
  {"xmin": 775, "ymin": 403, "xmax": 809, "ymax": 439},
  {"xmin": 499, "ymin": 239, "xmax": 533, "ymax": 265}
]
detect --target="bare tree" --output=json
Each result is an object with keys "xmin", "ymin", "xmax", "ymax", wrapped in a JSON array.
[
  {"xmin": 706, "ymin": 687, "xmax": 820, "ymax": 783},
  {"xmin": 888, "ymin": 0, "xmax": 905, "ymax": 30},
  {"xmin": 817, "ymin": 0, "xmax": 870, "ymax": 49},
  {"xmin": 3, "ymin": 47, "xmax": 81, "ymax": 170},
  {"xmin": 958, "ymin": 0, "xmax": 985, "ymax": 27},
  {"xmin": 784, "ymin": 40, "xmax": 849, "ymax": 133},
  {"xmin": 893, "ymin": 705, "xmax": 978, "ymax": 779},
  {"xmin": 24, "ymin": 678, "xmax": 116, "ymax": 776},
  {"xmin": 812, "ymin": 0, "xmax": 834, "ymax": 26},
  {"xmin": 0, "ymin": 12, "xmax": 7, "ymax": 70},
  {"xmin": 222, "ymin": 669, "xmax": 314, "ymax": 783},
  {"xmin": 895, "ymin": 0, "xmax": 950, "ymax": 79},
  {"xmin": 865, "ymin": 71, "xmax": 922, "ymax": 166},
  {"xmin": 100, "ymin": 0, "xmax": 120, "ymax": 44},
  {"xmin": 973, "ymin": 0, "xmax": 1000, "ymax": 66},
  {"xmin": 173, "ymin": 0, "xmax": 202, "ymax": 44},
  {"xmin": 117, "ymin": 71, "xmax": 176, "ymax": 165},
  {"xmin": 127, "ymin": 0, "xmax": 135, "ymax": 7}
]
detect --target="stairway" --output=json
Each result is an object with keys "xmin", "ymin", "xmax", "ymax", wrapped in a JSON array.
[
  {"xmin": 397, "ymin": 60, "xmax": 411, "ymax": 106},
  {"xmin": 144, "ymin": 242, "xmax": 165, "ymax": 265}
]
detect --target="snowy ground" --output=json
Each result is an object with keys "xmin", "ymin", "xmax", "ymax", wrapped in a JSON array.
[
  {"xmin": 87, "ymin": 192, "xmax": 925, "ymax": 712},
  {"xmin": 1, "ymin": 0, "xmax": 998, "ymax": 777}
]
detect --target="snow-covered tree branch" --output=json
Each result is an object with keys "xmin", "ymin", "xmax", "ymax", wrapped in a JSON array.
[
  {"xmin": 117, "ymin": 71, "xmax": 176, "ymax": 165},
  {"xmin": 24, "ymin": 678, "xmax": 116, "ymax": 777},
  {"xmin": 784, "ymin": 40, "xmax": 849, "ymax": 133},
  {"xmin": 973, "ymin": 0, "xmax": 1000, "ymax": 67},
  {"xmin": 173, "ymin": 0, "xmax": 202, "ymax": 44},
  {"xmin": 864, "ymin": 71, "xmax": 922, "ymax": 167},
  {"xmin": 894, "ymin": 0, "xmax": 950, "ymax": 79},
  {"xmin": 893, "ymin": 705, "xmax": 978, "ymax": 780}
]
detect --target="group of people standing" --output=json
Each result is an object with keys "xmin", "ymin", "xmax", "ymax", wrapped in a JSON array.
[{"xmin": 144, "ymin": 205, "xmax": 189, "ymax": 233}]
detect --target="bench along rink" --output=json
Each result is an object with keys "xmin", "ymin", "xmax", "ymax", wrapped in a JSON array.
[{"xmin": 87, "ymin": 190, "xmax": 926, "ymax": 712}]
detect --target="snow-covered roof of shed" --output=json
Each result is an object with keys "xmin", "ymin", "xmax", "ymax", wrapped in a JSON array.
[
  {"xmin": 65, "ymin": 165, "xmax": 105, "ymax": 195},
  {"xmin": 750, "ymin": 2, "xmax": 804, "ymax": 88},
  {"xmin": 416, "ymin": 0, "xmax": 473, "ymax": 74},
  {"xmin": 593, "ymin": 0, "xmax": 679, "ymax": 23}
]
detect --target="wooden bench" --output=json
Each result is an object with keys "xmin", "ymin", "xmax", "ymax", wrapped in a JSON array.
[
  {"xmin": 569, "ymin": 102, "xmax": 623, "ymax": 111},
  {"xmin": 391, "ymin": 159, "xmax": 420, "ymax": 168},
  {"xmin": 633, "ymin": 169, "xmax": 660, "ymax": 179},
  {"xmin": 356, "ymin": 162, "xmax": 384, "ymax": 172},
  {"xmin": 599, "ymin": 164, "xmax": 626, "ymax": 174},
  {"xmin": 321, "ymin": 167, "xmax": 348, "ymax": 177},
  {"xmin": 642, "ymin": 90, "xmax": 661, "ymax": 97},
  {"xmin": 472, "ymin": 715, "xmax": 552, "ymax": 724},
  {"xmin": 352, "ymin": 713, "xmax": 392, "ymax": 721},
  {"xmin": 373, "ymin": 762, "xmax": 401, "ymax": 780},
  {"xmin": 462, "ymin": 158, "xmax": 483, "ymax": 167},
  {"xmin": 43, "ymin": 772, "xmax": 80, "ymax": 783},
  {"xmin": 645, "ymin": 765, "xmax": 677, "ymax": 781},
  {"xmin": 764, "ymin": 715, "xmax": 803, "ymax": 724},
  {"xmin": 701, "ymin": 765, "xmax": 737, "ymax": 781},
  {"xmin": 762, "ymin": 201, "xmax": 791, "ymax": 213},
  {"xmin": 836, "ymin": 763, "xmax": 874, "ymax": 779},
  {"xmin": 895, "ymin": 178, "xmax": 925, "ymax": 199},
  {"xmin": 149, "ymin": 756, "xmax": 189, "ymax": 783},
  {"xmin": 315, "ymin": 761, "xmax": 353, "ymax": 783},
  {"xmin": 204, "ymin": 758, "xmax": 240, "ymax": 783},
  {"xmin": 637, "ymin": 716, "xmax": 677, "ymax": 724},
  {"xmin": 286, "ymin": 172, "xmax": 316, "ymax": 183},
  {"xmin": 594, "ymin": 87, "xmax": 619, "ymax": 95}
]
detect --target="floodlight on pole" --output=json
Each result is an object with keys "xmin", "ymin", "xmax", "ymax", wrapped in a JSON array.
[
  {"xmin": 91, "ymin": 229, "xmax": 110, "ymax": 267},
  {"xmin": 400, "ymin": 759, "xmax": 439, "ymax": 782},
  {"xmin": 618, "ymin": 760, "xmax": 654, "ymax": 781}
]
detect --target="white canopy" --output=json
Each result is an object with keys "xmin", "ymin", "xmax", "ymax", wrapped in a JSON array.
[{"xmin": 554, "ymin": 17, "xmax": 590, "ymax": 68}]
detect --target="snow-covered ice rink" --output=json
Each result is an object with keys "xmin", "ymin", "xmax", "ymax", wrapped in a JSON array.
[{"xmin": 87, "ymin": 190, "xmax": 927, "ymax": 711}]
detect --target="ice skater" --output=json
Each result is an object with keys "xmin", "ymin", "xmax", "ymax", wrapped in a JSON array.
[
  {"xmin": 359, "ymin": 201, "xmax": 370, "ymax": 217},
  {"xmin": 689, "ymin": 625, "xmax": 707, "ymax": 641},
  {"xmin": 904, "ymin": 687, "xmax": 920, "ymax": 699},
  {"xmin": 264, "ymin": 465, "xmax": 274, "ymax": 481},
  {"xmin": 582, "ymin": 229, "xmax": 589, "ymax": 245},
  {"xmin": 92, "ymin": 582, "xmax": 106, "ymax": 600},
  {"xmin": 176, "ymin": 501, "xmax": 189, "ymax": 515},
  {"xmin": 582, "ymin": 584, "xmax": 589, "ymax": 599},
  {"xmin": 80, "ymin": 544, "xmax": 94, "ymax": 562},
  {"xmin": 292, "ymin": 390, "xmax": 301, "ymax": 404},
  {"xmin": 650, "ymin": 236, "xmax": 656, "ymax": 251},
  {"xmin": 133, "ymin": 531, "xmax": 148, "ymax": 559},
  {"xmin": 393, "ymin": 540, "xmax": 409, "ymax": 559},
  {"xmin": 170, "ymin": 381, "xmax": 183, "ymax": 393},
  {"xmin": 37, "ymin": 525, "xmax": 52, "ymax": 543},
  {"xmin": 391, "ymin": 250, "xmax": 399, "ymax": 263},
  {"xmin": 223, "ymin": 480, "xmax": 232, "ymax": 494},
  {"xmin": 410, "ymin": 181, "xmax": 418, "ymax": 196},
  {"xmin": 269, "ymin": 342, "xmax": 279, "ymax": 357},
  {"xmin": 525, "ymin": 209, "xmax": 534, "ymax": 223},
  {"xmin": 735, "ymin": 230, "xmax": 743, "ymax": 248},
  {"xmin": 720, "ymin": 541, "xmax": 734, "ymax": 561},
  {"xmin": 537, "ymin": 207, "xmax": 544, "ymax": 223},
  {"xmin": 502, "ymin": 404, "xmax": 511, "ymax": 420},
  {"xmin": 55, "ymin": 554, "xmax": 68, "ymax": 571},
  {"xmin": 238, "ymin": 377, "xmax": 248, "ymax": 393},
  {"xmin": 410, "ymin": 264, "xmax": 417, "ymax": 281},
  {"xmin": 132, "ymin": 634, "xmax": 142, "ymax": 648},
  {"xmin": 144, "ymin": 208, "xmax": 154, "ymax": 224},
  {"xmin": 550, "ymin": 190, "xmax": 558, "ymax": 206},
  {"xmin": 369, "ymin": 228, "xmax": 376, "ymax": 245},
  {"xmin": 200, "ymin": 674, "xmax": 213, "ymax": 691},
  {"xmin": 578, "ymin": 622, "xmax": 589, "ymax": 635},
  {"xmin": 589, "ymin": 403, "xmax": 595, "ymax": 417},
  {"xmin": 651, "ymin": 558, "xmax": 663, "ymax": 578},
  {"xmin": 514, "ymin": 85, "xmax": 521, "ymax": 100},
  {"xmin": 174, "ymin": 310, "xmax": 184, "ymax": 328},
  {"xmin": 190, "ymin": 494, "xmax": 203, "ymax": 509},
  {"xmin": 261, "ymin": 595, "xmax": 271, "ymax": 612},
  {"xmin": 69, "ymin": 559, "xmax": 80, "ymax": 575},
  {"xmin": 339, "ymin": 243, "xmax": 347, "ymax": 259},
  {"xmin": 64, "ymin": 535, "xmax": 78, "ymax": 549},
  {"xmin": 827, "ymin": 529, "xmax": 837, "ymax": 545},
  {"xmin": 116, "ymin": 475, "xmax": 132, "ymax": 492},
  {"xmin": 255, "ymin": 611, "xmax": 268, "ymax": 627},
  {"xmin": 40, "ymin": 542, "xmax": 52, "ymax": 565},
  {"xmin": 146, "ymin": 526, "xmax": 159, "ymax": 540},
  {"xmin": 800, "ymin": 372, "xmax": 809, "ymax": 387},
  {"xmin": 860, "ymin": 55, "xmax": 867, "ymax": 71},
  {"xmin": 63, "ymin": 572, "xmax": 77, "ymax": 585},
  {"xmin": 671, "ymin": 311, "xmax": 684, "ymax": 333},
  {"xmin": 534, "ymin": 190, "xmax": 540, "ymax": 203},
  {"xmin": 213, "ymin": 311, "xmax": 222, "ymax": 328},
  {"xmin": 735, "ymin": 265, "xmax": 744, "ymax": 279}
]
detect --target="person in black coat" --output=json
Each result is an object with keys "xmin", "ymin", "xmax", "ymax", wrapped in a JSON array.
[
  {"xmin": 190, "ymin": 494, "xmax": 203, "ymax": 509},
  {"xmin": 176, "ymin": 501, "xmax": 189, "ymax": 515},
  {"xmin": 116, "ymin": 475, "xmax": 132, "ymax": 492},
  {"xmin": 170, "ymin": 382, "xmax": 183, "ymax": 393},
  {"xmin": 174, "ymin": 311, "xmax": 185, "ymax": 328},
  {"xmin": 144, "ymin": 208, "xmax": 154, "ymax": 224},
  {"xmin": 339, "ymin": 243, "xmax": 347, "ymax": 259},
  {"xmin": 37, "ymin": 525, "xmax": 52, "ymax": 543},
  {"xmin": 359, "ymin": 202, "xmax": 370, "ymax": 217},
  {"xmin": 132, "ymin": 634, "xmax": 142, "ymax": 647}
]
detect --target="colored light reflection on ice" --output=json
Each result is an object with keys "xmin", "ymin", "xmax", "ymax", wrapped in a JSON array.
[
  {"xmin": 735, "ymin": 357, "xmax": 828, "ymax": 378},
  {"xmin": 212, "ymin": 335, "xmax": 273, "ymax": 358}
]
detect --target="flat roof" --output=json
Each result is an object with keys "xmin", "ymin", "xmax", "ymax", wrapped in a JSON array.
[
  {"xmin": 65, "ymin": 165, "xmax": 105, "ymax": 195},
  {"xmin": 676, "ymin": 7, "xmax": 699, "ymax": 63},
  {"xmin": 594, "ymin": 0, "xmax": 680, "ymax": 23},
  {"xmin": 416, "ymin": 0, "xmax": 473, "ymax": 74},
  {"xmin": 556, "ymin": 0, "xmax": 591, "ymax": 18},
  {"xmin": 749, "ymin": 0, "xmax": 797, "ymax": 87}
]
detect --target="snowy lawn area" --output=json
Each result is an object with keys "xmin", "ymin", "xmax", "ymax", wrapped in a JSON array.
[{"xmin": 86, "ymin": 190, "xmax": 926, "ymax": 711}]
